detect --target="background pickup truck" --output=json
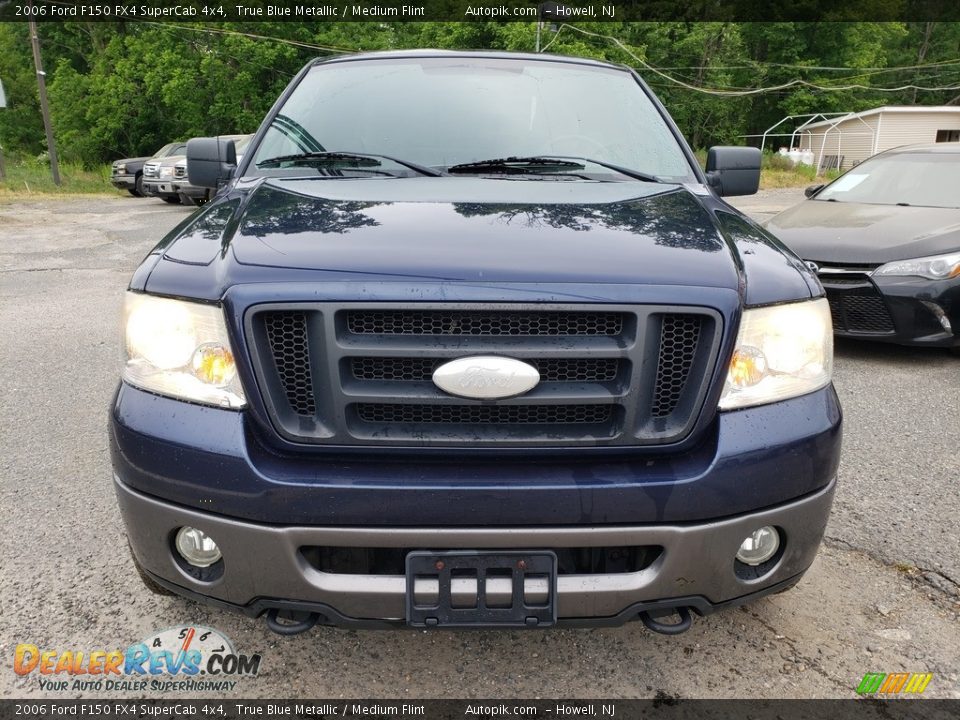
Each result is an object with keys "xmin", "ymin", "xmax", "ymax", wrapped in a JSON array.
[{"xmin": 112, "ymin": 142, "xmax": 185, "ymax": 197}]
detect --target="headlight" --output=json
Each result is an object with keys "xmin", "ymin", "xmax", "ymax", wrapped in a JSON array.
[
  {"xmin": 115, "ymin": 163, "xmax": 126, "ymax": 174},
  {"xmin": 719, "ymin": 298, "xmax": 833, "ymax": 411},
  {"xmin": 159, "ymin": 166, "xmax": 174, "ymax": 179},
  {"xmin": 873, "ymin": 251, "xmax": 960, "ymax": 281},
  {"xmin": 122, "ymin": 292, "xmax": 246, "ymax": 408}
]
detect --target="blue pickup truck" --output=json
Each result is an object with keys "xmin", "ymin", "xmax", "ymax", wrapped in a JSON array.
[{"xmin": 110, "ymin": 51, "xmax": 841, "ymax": 635}]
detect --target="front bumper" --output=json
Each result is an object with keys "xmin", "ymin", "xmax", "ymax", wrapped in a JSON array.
[
  {"xmin": 172, "ymin": 179, "xmax": 208, "ymax": 199},
  {"xmin": 142, "ymin": 178, "xmax": 176, "ymax": 196},
  {"xmin": 116, "ymin": 475, "xmax": 836, "ymax": 625},
  {"xmin": 822, "ymin": 274, "xmax": 959, "ymax": 347},
  {"xmin": 110, "ymin": 173, "xmax": 137, "ymax": 190},
  {"xmin": 111, "ymin": 379, "xmax": 841, "ymax": 625}
]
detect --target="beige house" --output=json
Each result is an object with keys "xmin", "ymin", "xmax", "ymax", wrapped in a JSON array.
[{"xmin": 797, "ymin": 106, "xmax": 960, "ymax": 172}]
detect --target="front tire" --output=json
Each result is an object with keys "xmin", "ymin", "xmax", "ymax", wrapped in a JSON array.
[
  {"xmin": 129, "ymin": 543, "xmax": 175, "ymax": 596},
  {"xmin": 134, "ymin": 173, "xmax": 144, "ymax": 197},
  {"xmin": 179, "ymin": 192, "xmax": 207, "ymax": 207}
]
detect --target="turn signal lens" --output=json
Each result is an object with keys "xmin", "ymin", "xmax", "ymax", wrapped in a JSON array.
[
  {"xmin": 192, "ymin": 344, "xmax": 237, "ymax": 387},
  {"xmin": 728, "ymin": 346, "xmax": 767, "ymax": 389}
]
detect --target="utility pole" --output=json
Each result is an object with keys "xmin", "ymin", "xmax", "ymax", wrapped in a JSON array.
[
  {"xmin": 28, "ymin": 2, "xmax": 61, "ymax": 186},
  {"xmin": 0, "ymin": 78, "xmax": 7, "ymax": 180}
]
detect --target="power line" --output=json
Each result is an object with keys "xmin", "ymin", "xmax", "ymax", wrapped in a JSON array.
[
  {"xmin": 546, "ymin": 24, "xmax": 960, "ymax": 96},
  {"xmin": 140, "ymin": 22, "xmax": 358, "ymax": 54}
]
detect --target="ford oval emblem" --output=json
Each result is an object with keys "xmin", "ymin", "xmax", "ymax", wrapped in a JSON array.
[{"xmin": 432, "ymin": 356, "xmax": 540, "ymax": 400}]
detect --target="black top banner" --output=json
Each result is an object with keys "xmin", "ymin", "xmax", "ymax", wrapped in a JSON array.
[
  {"xmin": 3, "ymin": 0, "xmax": 960, "ymax": 22},
  {"xmin": 0, "ymin": 700, "xmax": 959, "ymax": 720}
]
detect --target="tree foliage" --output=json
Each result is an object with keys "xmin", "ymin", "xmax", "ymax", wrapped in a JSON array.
[{"xmin": 1, "ymin": 21, "xmax": 959, "ymax": 165}]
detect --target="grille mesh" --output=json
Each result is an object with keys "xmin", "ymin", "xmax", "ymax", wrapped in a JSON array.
[
  {"xmin": 827, "ymin": 291, "xmax": 895, "ymax": 333},
  {"xmin": 651, "ymin": 315, "xmax": 702, "ymax": 417},
  {"xmin": 256, "ymin": 306, "xmax": 716, "ymax": 445},
  {"xmin": 263, "ymin": 312, "xmax": 316, "ymax": 416},
  {"xmin": 347, "ymin": 310, "xmax": 624, "ymax": 336},
  {"xmin": 351, "ymin": 357, "xmax": 619, "ymax": 383},
  {"xmin": 357, "ymin": 404, "xmax": 612, "ymax": 425}
]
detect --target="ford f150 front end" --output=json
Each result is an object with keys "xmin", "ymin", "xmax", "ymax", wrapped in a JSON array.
[{"xmin": 110, "ymin": 51, "xmax": 841, "ymax": 634}]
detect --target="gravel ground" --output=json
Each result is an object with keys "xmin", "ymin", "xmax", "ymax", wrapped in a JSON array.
[{"xmin": 0, "ymin": 190, "xmax": 957, "ymax": 700}]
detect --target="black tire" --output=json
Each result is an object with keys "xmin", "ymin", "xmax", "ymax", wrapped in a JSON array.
[
  {"xmin": 127, "ymin": 188, "xmax": 139, "ymax": 197},
  {"xmin": 128, "ymin": 543, "xmax": 175, "ymax": 596},
  {"xmin": 162, "ymin": 195, "xmax": 181, "ymax": 204},
  {"xmin": 179, "ymin": 192, "xmax": 207, "ymax": 207},
  {"xmin": 134, "ymin": 172, "xmax": 144, "ymax": 197}
]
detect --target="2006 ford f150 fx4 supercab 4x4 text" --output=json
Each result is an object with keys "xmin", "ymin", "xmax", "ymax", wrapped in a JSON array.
[{"xmin": 110, "ymin": 51, "xmax": 841, "ymax": 635}]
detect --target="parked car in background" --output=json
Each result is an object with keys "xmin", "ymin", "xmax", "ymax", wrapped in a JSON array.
[
  {"xmin": 173, "ymin": 134, "xmax": 252, "ymax": 206},
  {"xmin": 110, "ymin": 156, "xmax": 150, "ymax": 197},
  {"xmin": 766, "ymin": 143, "xmax": 960, "ymax": 351},
  {"xmin": 111, "ymin": 142, "xmax": 184, "ymax": 197},
  {"xmin": 142, "ymin": 142, "xmax": 188, "ymax": 203}
]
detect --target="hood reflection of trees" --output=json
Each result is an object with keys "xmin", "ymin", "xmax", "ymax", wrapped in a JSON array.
[
  {"xmin": 240, "ymin": 187, "xmax": 382, "ymax": 237},
  {"xmin": 453, "ymin": 191, "xmax": 724, "ymax": 253}
]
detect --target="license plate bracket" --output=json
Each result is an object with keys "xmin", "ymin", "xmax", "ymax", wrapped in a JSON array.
[{"xmin": 406, "ymin": 551, "xmax": 557, "ymax": 628}]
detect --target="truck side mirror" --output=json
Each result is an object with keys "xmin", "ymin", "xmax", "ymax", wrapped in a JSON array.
[
  {"xmin": 186, "ymin": 137, "xmax": 237, "ymax": 189},
  {"xmin": 804, "ymin": 184, "xmax": 825, "ymax": 198},
  {"xmin": 705, "ymin": 146, "xmax": 761, "ymax": 197}
]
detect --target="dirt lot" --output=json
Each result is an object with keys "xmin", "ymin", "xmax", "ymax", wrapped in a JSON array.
[{"xmin": 0, "ymin": 190, "xmax": 957, "ymax": 699}]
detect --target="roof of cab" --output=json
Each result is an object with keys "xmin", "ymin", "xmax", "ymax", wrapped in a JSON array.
[
  {"xmin": 881, "ymin": 142, "xmax": 960, "ymax": 155},
  {"xmin": 311, "ymin": 49, "xmax": 629, "ymax": 71}
]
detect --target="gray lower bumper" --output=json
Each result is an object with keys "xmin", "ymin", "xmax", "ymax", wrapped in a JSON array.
[
  {"xmin": 116, "ymin": 476, "xmax": 836, "ymax": 623},
  {"xmin": 143, "ymin": 179, "xmax": 175, "ymax": 195},
  {"xmin": 110, "ymin": 175, "xmax": 136, "ymax": 189}
]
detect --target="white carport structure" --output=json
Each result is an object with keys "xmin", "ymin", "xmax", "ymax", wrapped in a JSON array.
[{"xmin": 796, "ymin": 106, "xmax": 960, "ymax": 172}]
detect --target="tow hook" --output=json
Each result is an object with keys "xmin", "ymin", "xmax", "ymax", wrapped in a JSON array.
[
  {"xmin": 639, "ymin": 607, "xmax": 693, "ymax": 635},
  {"xmin": 264, "ymin": 608, "xmax": 321, "ymax": 635}
]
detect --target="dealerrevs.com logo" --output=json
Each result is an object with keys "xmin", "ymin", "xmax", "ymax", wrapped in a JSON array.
[{"xmin": 14, "ymin": 625, "xmax": 262, "ymax": 693}]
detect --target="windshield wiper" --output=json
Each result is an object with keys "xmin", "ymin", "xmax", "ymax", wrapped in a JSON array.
[
  {"xmin": 256, "ymin": 151, "xmax": 442, "ymax": 177},
  {"xmin": 447, "ymin": 156, "xmax": 663, "ymax": 183},
  {"xmin": 448, "ymin": 156, "xmax": 586, "ymax": 175},
  {"xmin": 558, "ymin": 156, "xmax": 664, "ymax": 183}
]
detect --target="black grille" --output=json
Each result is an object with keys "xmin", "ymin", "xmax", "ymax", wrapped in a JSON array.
[
  {"xmin": 263, "ymin": 312, "xmax": 316, "ymax": 415},
  {"xmin": 818, "ymin": 275, "xmax": 865, "ymax": 286},
  {"xmin": 351, "ymin": 357, "xmax": 620, "ymax": 383},
  {"xmin": 347, "ymin": 310, "xmax": 624, "ymax": 336},
  {"xmin": 357, "ymin": 404, "xmax": 612, "ymax": 425},
  {"xmin": 302, "ymin": 545, "xmax": 661, "ymax": 576},
  {"xmin": 827, "ymin": 289, "xmax": 895, "ymax": 334},
  {"xmin": 651, "ymin": 315, "xmax": 702, "ymax": 417},
  {"xmin": 251, "ymin": 304, "xmax": 721, "ymax": 447}
]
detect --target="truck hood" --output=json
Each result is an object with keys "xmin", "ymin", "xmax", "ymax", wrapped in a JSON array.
[
  {"xmin": 766, "ymin": 199, "xmax": 960, "ymax": 264},
  {"xmin": 115, "ymin": 156, "xmax": 151, "ymax": 165},
  {"xmin": 168, "ymin": 177, "xmax": 740, "ymax": 287},
  {"xmin": 149, "ymin": 176, "xmax": 816, "ymax": 304}
]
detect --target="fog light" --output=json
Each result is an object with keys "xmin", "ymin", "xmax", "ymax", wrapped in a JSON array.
[
  {"xmin": 736, "ymin": 526, "xmax": 780, "ymax": 566},
  {"xmin": 175, "ymin": 527, "xmax": 222, "ymax": 568}
]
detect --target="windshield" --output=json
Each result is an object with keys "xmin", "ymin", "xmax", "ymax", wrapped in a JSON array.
[
  {"xmin": 248, "ymin": 57, "xmax": 695, "ymax": 182},
  {"xmin": 235, "ymin": 135, "xmax": 252, "ymax": 155},
  {"xmin": 152, "ymin": 143, "xmax": 176, "ymax": 158},
  {"xmin": 817, "ymin": 152, "xmax": 960, "ymax": 209}
]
